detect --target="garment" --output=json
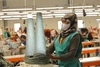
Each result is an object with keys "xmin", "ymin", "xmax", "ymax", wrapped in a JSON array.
[
  {"xmin": 10, "ymin": 42, "xmax": 18, "ymax": 49},
  {"xmin": 87, "ymin": 33, "xmax": 93, "ymax": 41},
  {"xmin": 23, "ymin": 40, "xmax": 26, "ymax": 46},
  {"xmin": 16, "ymin": 38, "xmax": 21, "ymax": 44},
  {"xmin": 3, "ymin": 31, "xmax": 11, "ymax": 39},
  {"xmin": 83, "ymin": 33, "xmax": 88, "ymax": 41},
  {"xmin": 82, "ymin": 33, "xmax": 93, "ymax": 41},
  {"xmin": 10, "ymin": 42, "xmax": 19, "ymax": 55},
  {"xmin": 48, "ymin": 32, "xmax": 82, "ymax": 67}
]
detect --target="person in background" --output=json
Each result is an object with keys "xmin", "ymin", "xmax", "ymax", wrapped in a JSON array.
[
  {"xmin": 0, "ymin": 35, "xmax": 4, "ymax": 41},
  {"xmin": 49, "ymin": 29, "xmax": 58, "ymax": 43},
  {"xmin": 3, "ymin": 27, "xmax": 11, "ymax": 39},
  {"xmin": 17, "ymin": 27, "xmax": 22, "ymax": 33},
  {"xmin": 15, "ymin": 34, "xmax": 21, "ymax": 46},
  {"xmin": 46, "ymin": 13, "xmax": 82, "ymax": 67},
  {"xmin": 87, "ymin": 28, "xmax": 93, "ymax": 41},
  {"xmin": 80, "ymin": 28, "xmax": 93, "ymax": 57},
  {"xmin": 10, "ymin": 36, "xmax": 18, "ymax": 55},
  {"xmin": 22, "ymin": 27, "xmax": 27, "ymax": 36},
  {"xmin": 18, "ymin": 35, "xmax": 26, "ymax": 54},
  {"xmin": 80, "ymin": 28, "xmax": 88, "ymax": 41},
  {"xmin": 44, "ymin": 29, "xmax": 51, "ymax": 44},
  {"xmin": 17, "ymin": 27, "xmax": 22, "ymax": 37},
  {"xmin": 80, "ymin": 28, "xmax": 93, "ymax": 41}
]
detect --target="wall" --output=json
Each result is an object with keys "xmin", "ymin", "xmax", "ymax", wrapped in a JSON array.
[
  {"xmin": 6, "ymin": 18, "xmax": 61, "ymax": 32},
  {"xmin": 78, "ymin": 16, "xmax": 99, "ymax": 28},
  {"xmin": 0, "ymin": 20, "xmax": 4, "ymax": 35}
]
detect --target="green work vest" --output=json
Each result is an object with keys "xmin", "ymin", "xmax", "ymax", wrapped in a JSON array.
[
  {"xmin": 3, "ymin": 31, "xmax": 10, "ymax": 39},
  {"xmin": 54, "ymin": 32, "xmax": 82, "ymax": 67}
]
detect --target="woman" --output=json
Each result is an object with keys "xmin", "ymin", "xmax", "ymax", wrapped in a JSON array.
[
  {"xmin": 80, "ymin": 28, "xmax": 93, "ymax": 41},
  {"xmin": 3, "ymin": 27, "xmax": 11, "ymax": 39},
  {"xmin": 46, "ymin": 13, "xmax": 82, "ymax": 67}
]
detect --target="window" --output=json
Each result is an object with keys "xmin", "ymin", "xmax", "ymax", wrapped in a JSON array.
[
  {"xmin": 97, "ymin": 19, "xmax": 100, "ymax": 28},
  {"xmin": 78, "ymin": 20, "xmax": 84, "ymax": 28},
  {"xmin": 14, "ymin": 23, "xmax": 20, "ymax": 32},
  {"xmin": 58, "ymin": 21, "xmax": 62, "ymax": 29}
]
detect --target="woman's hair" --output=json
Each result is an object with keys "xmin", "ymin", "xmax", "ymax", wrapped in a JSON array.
[
  {"xmin": 23, "ymin": 27, "xmax": 27, "ymax": 34},
  {"xmin": 20, "ymin": 35, "xmax": 26, "ymax": 39},
  {"xmin": 80, "ymin": 28, "xmax": 88, "ymax": 33},
  {"xmin": 44, "ymin": 29, "xmax": 51, "ymax": 38},
  {"xmin": 51, "ymin": 29, "xmax": 58, "ymax": 35}
]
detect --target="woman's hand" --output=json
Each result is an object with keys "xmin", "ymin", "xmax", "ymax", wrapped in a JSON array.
[{"xmin": 46, "ymin": 50, "xmax": 60, "ymax": 60}]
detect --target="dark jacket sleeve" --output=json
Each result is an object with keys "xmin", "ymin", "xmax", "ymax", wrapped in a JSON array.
[
  {"xmin": 60, "ymin": 34, "xmax": 81, "ymax": 61},
  {"xmin": 88, "ymin": 33, "xmax": 93, "ymax": 41},
  {"xmin": 46, "ymin": 42, "xmax": 55, "ymax": 54}
]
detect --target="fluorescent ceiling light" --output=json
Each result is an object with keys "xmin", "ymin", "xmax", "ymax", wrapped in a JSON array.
[
  {"xmin": 75, "ymin": 9, "xmax": 95, "ymax": 12},
  {"xmin": 87, "ymin": 15, "xmax": 97, "ymax": 16},
  {"xmin": 4, "ymin": 18, "xmax": 19, "ymax": 20},
  {"xmin": 2, "ymin": 12, "xmax": 26, "ymax": 15},
  {"xmin": 55, "ymin": 16, "xmax": 64, "ymax": 18},
  {"xmin": 1, "ymin": 16, "xmax": 12, "ymax": 18},
  {"xmin": 0, "ymin": 12, "xmax": 19, "ymax": 15},
  {"xmin": 75, "ymin": 12, "xmax": 99, "ymax": 15},
  {"xmin": 86, "ymin": 12, "xmax": 99, "ymax": 14},
  {"xmin": 36, "ymin": 7, "xmax": 63, "ymax": 10},
  {"xmin": 0, "ymin": 12, "xmax": 4, "ymax": 15},
  {"xmin": 22, "ymin": 18, "xmax": 27, "ymax": 19},
  {"xmin": 50, "ymin": 9, "xmax": 72, "ymax": 12},
  {"xmin": 3, "ymin": 12, "xmax": 19, "ymax": 14},
  {"xmin": 97, "ymin": 5, "xmax": 100, "ymax": 7},
  {"xmin": 53, "ymin": 12, "xmax": 72, "ymax": 13},
  {"xmin": 75, "ymin": 11, "xmax": 93, "ymax": 13},
  {"xmin": 2, "ymin": 8, "xmax": 32, "ymax": 11},
  {"xmin": 75, "ymin": 9, "xmax": 95, "ymax": 11},
  {"xmin": 50, "ymin": 9, "xmax": 72, "ymax": 13},
  {"xmin": 75, "ymin": 13, "xmax": 83, "ymax": 15},
  {"xmin": 43, "ymin": 16, "xmax": 53, "ymax": 18},
  {"xmin": 1, "ymin": 15, "xmax": 27, "ymax": 18},
  {"xmin": 68, "ymin": 6, "xmax": 93, "ymax": 8},
  {"xmin": 42, "ymin": 15, "xmax": 52, "ymax": 17},
  {"xmin": 7, "ymin": 12, "xmax": 28, "ymax": 15},
  {"xmin": 23, "ymin": 11, "xmax": 48, "ymax": 14},
  {"xmin": 33, "ymin": 14, "xmax": 52, "ymax": 17},
  {"xmin": 22, "ymin": 17, "xmax": 36, "ymax": 19},
  {"xmin": 12, "ymin": 15, "xmax": 27, "ymax": 18},
  {"xmin": 0, "ymin": 19, "xmax": 2, "ymax": 20},
  {"xmin": 49, "ymin": 14, "xmax": 65, "ymax": 16},
  {"xmin": 1, "ymin": 11, "xmax": 50, "ymax": 15},
  {"xmin": 97, "ymin": 19, "xmax": 100, "ymax": 21}
]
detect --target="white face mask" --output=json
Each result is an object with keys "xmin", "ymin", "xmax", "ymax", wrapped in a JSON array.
[
  {"xmin": 61, "ymin": 23, "xmax": 70, "ymax": 31},
  {"xmin": 51, "ymin": 34, "xmax": 54, "ymax": 37}
]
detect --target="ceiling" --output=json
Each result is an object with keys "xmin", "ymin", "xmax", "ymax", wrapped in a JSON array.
[
  {"xmin": 0, "ymin": 0, "xmax": 99, "ymax": 8},
  {"xmin": 0, "ymin": 0, "xmax": 100, "ymax": 20}
]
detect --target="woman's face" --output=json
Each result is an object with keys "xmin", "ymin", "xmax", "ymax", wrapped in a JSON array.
[{"xmin": 61, "ymin": 18, "xmax": 69, "ymax": 24}]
